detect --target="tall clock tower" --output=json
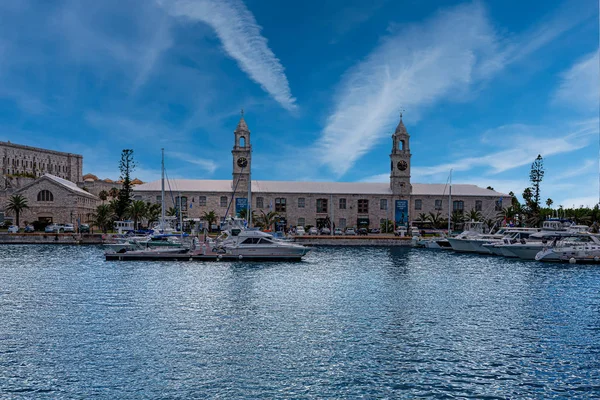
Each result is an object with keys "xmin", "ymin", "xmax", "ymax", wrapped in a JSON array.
[
  {"xmin": 390, "ymin": 113, "xmax": 412, "ymax": 196},
  {"xmin": 232, "ymin": 111, "xmax": 251, "ymax": 197}
]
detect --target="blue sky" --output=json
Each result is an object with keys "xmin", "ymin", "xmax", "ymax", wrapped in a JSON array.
[{"xmin": 0, "ymin": 0, "xmax": 598, "ymax": 207}]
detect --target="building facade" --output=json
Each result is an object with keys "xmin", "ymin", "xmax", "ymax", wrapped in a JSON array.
[
  {"xmin": 133, "ymin": 115, "xmax": 511, "ymax": 230},
  {"xmin": 0, "ymin": 141, "xmax": 83, "ymax": 183},
  {"xmin": 13, "ymin": 174, "xmax": 98, "ymax": 225}
]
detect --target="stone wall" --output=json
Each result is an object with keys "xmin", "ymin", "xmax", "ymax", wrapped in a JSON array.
[
  {"xmin": 0, "ymin": 141, "xmax": 83, "ymax": 182},
  {"xmin": 134, "ymin": 188, "xmax": 510, "ymax": 230}
]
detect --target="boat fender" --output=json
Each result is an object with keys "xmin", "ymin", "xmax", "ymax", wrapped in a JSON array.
[
  {"xmin": 239, "ymin": 255, "xmax": 243, "ymax": 260},
  {"xmin": 218, "ymin": 254, "xmax": 222, "ymax": 259},
  {"xmin": 569, "ymin": 257, "xmax": 576, "ymax": 264},
  {"xmin": 595, "ymin": 256, "xmax": 599, "ymax": 262}
]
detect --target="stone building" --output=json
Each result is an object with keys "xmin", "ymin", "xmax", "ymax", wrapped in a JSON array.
[
  {"xmin": 13, "ymin": 174, "xmax": 98, "ymax": 225},
  {"xmin": 133, "ymin": 115, "xmax": 511, "ymax": 230},
  {"xmin": 0, "ymin": 141, "xmax": 83, "ymax": 183}
]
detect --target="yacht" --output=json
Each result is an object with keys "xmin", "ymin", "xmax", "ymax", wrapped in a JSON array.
[
  {"xmin": 535, "ymin": 234, "xmax": 600, "ymax": 263},
  {"xmin": 446, "ymin": 222, "xmax": 486, "ymax": 252},
  {"xmin": 481, "ymin": 229, "xmax": 540, "ymax": 257},
  {"xmin": 493, "ymin": 221, "xmax": 588, "ymax": 260},
  {"xmin": 212, "ymin": 218, "xmax": 310, "ymax": 260}
]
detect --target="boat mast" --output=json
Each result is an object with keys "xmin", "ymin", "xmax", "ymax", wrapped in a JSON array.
[
  {"xmin": 247, "ymin": 166, "xmax": 252, "ymax": 227},
  {"xmin": 448, "ymin": 169, "xmax": 452, "ymax": 234},
  {"xmin": 161, "ymin": 148, "xmax": 166, "ymax": 231}
]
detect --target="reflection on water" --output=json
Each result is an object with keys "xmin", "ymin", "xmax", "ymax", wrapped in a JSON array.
[{"xmin": 1, "ymin": 245, "xmax": 600, "ymax": 398}]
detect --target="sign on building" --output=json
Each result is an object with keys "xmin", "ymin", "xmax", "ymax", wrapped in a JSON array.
[
  {"xmin": 395, "ymin": 200, "xmax": 409, "ymax": 226},
  {"xmin": 235, "ymin": 198, "xmax": 248, "ymax": 217}
]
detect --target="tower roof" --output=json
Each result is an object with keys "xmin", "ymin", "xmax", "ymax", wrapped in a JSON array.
[
  {"xmin": 235, "ymin": 109, "xmax": 250, "ymax": 133},
  {"xmin": 394, "ymin": 115, "xmax": 407, "ymax": 135}
]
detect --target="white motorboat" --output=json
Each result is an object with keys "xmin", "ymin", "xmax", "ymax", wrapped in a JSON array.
[
  {"xmin": 213, "ymin": 217, "xmax": 310, "ymax": 260},
  {"xmin": 481, "ymin": 229, "xmax": 540, "ymax": 257},
  {"xmin": 535, "ymin": 234, "xmax": 600, "ymax": 263},
  {"xmin": 493, "ymin": 221, "xmax": 589, "ymax": 260}
]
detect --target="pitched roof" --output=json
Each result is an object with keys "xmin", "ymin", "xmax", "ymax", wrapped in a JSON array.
[
  {"xmin": 43, "ymin": 174, "xmax": 98, "ymax": 198},
  {"xmin": 134, "ymin": 179, "xmax": 510, "ymax": 197}
]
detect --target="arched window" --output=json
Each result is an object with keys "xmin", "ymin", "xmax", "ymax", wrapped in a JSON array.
[
  {"xmin": 399, "ymin": 140, "xmax": 405, "ymax": 151},
  {"xmin": 37, "ymin": 190, "xmax": 54, "ymax": 202},
  {"xmin": 239, "ymin": 136, "xmax": 246, "ymax": 147}
]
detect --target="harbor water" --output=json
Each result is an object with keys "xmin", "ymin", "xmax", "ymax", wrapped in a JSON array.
[{"xmin": 1, "ymin": 245, "xmax": 600, "ymax": 398}]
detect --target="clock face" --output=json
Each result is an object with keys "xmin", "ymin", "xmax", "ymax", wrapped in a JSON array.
[
  {"xmin": 397, "ymin": 160, "xmax": 408, "ymax": 171},
  {"xmin": 237, "ymin": 157, "xmax": 248, "ymax": 168}
]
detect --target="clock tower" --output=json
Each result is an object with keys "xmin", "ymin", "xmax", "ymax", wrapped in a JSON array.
[
  {"xmin": 232, "ymin": 111, "xmax": 251, "ymax": 196},
  {"xmin": 390, "ymin": 113, "xmax": 412, "ymax": 196}
]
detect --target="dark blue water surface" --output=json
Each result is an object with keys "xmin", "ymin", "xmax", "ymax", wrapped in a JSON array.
[{"xmin": 1, "ymin": 245, "xmax": 600, "ymax": 398}]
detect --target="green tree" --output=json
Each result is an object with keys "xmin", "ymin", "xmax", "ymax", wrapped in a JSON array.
[
  {"xmin": 127, "ymin": 200, "xmax": 147, "ymax": 230},
  {"xmin": 201, "ymin": 210, "xmax": 218, "ymax": 231},
  {"xmin": 529, "ymin": 154, "xmax": 544, "ymax": 212},
  {"xmin": 417, "ymin": 213, "xmax": 430, "ymax": 223},
  {"xmin": 256, "ymin": 210, "xmax": 279, "ymax": 231},
  {"xmin": 451, "ymin": 210, "xmax": 466, "ymax": 231},
  {"xmin": 486, "ymin": 186, "xmax": 495, "ymax": 190},
  {"xmin": 108, "ymin": 187, "xmax": 119, "ymax": 199},
  {"xmin": 6, "ymin": 194, "xmax": 29, "ymax": 227},
  {"xmin": 238, "ymin": 208, "xmax": 256, "ymax": 224},
  {"xmin": 167, "ymin": 207, "xmax": 178, "ymax": 217},
  {"xmin": 98, "ymin": 190, "xmax": 108, "ymax": 203},
  {"xmin": 428, "ymin": 212, "xmax": 445, "ymax": 229},
  {"xmin": 115, "ymin": 149, "xmax": 136, "ymax": 220},
  {"xmin": 91, "ymin": 204, "xmax": 115, "ymax": 233},
  {"xmin": 546, "ymin": 198, "xmax": 553, "ymax": 208},
  {"xmin": 380, "ymin": 219, "xmax": 394, "ymax": 233},
  {"xmin": 145, "ymin": 203, "xmax": 161, "ymax": 226},
  {"xmin": 467, "ymin": 208, "xmax": 482, "ymax": 222}
]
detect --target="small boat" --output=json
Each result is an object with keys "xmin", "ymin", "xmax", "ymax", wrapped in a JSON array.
[{"xmin": 535, "ymin": 234, "xmax": 600, "ymax": 263}]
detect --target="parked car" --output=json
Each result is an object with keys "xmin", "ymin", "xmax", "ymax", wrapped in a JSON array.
[
  {"xmin": 79, "ymin": 224, "xmax": 90, "ymax": 233},
  {"xmin": 320, "ymin": 227, "xmax": 331, "ymax": 235},
  {"xmin": 357, "ymin": 228, "xmax": 368, "ymax": 236},
  {"xmin": 334, "ymin": 228, "xmax": 343, "ymax": 235},
  {"xmin": 45, "ymin": 224, "xmax": 64, "ymax": 233},
  {"xmin": 308, "ymin": 227, "xmax": 318, "ymax": 235},
  {"xmin": 63, "ymin": 223, "xmax": 75, "ymax": 233},
  {"xmin": 24, "ymin": 225, "xmax": 35, "ymax": 233},
  {"xmin": 295, "ymin": 226, "xmax": 305, "ymax": 236},
  {"xmin": 345, "ymin": 228, "xmax": 356, "ymax": 235},
  {"xmin": 8, "ymin": 225, "xmax": 19, "ymax": 233},
  {"xmin": 370, "ymin": 228, "xmax": 380, "ymax": 234}
]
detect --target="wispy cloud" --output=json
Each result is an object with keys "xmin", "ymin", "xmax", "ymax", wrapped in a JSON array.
[
  {"xmin": 316, "ymin": 1, "xmax": 587, "ymax": 177},
  {"xmin": 316, "ymin": 3, "xmax": 499, "ymax": 176},
  {"xmin": 161, "ymin": 0, "xmax": 297, "ymax": 111},
  {"xmin": 166, "ymin": 151, "xmax": 218, "ymax": 174},
  {"xmin": 553, "ymin": 50, "xmax": 599, "ymax": 113}
]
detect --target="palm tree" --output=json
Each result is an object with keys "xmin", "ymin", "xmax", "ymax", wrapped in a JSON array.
[
  {"xmin": 6, "ymin": 194, "xmax": 29, "ymax": 227},
  {"xmin": 417, "ymin": 213, "xmax": 430, "ymax": 223},
  {"xmin": 451, "ymin": 210, "xmax": 465, "ymax": 231},
  {"xmin": 98, "ymin": 190, "xmax": 108, "ymax": 203},
  {"xmin": 546, "ymin": 198, "xmax": 553, "ymax": 208},
  {"xmin": 127, "ymin": 200, "xmax": 146, "ymax": 230},
  {"xmin": 202, "ymin": 210, "xmax": 218, "ymax": 231},
  {"xmin": 467, "ymin": 208, "xmax": 482, "ymax": 222},
  {"xmin": 108, "ymin": 187, "xmax": 119, "ymax": 199},
  {"xmin": 256, "ymin": 210, "xmax": 279, "ymax": 231},
  {"xmin": 167, "ymin": 207, "xmax": 178, "ymax": 217},
  {"xmin": 91, "ymin": 204, "xmax": 115, "ymax": 233},
  {"xmin": 428, "ymin": 212, "xmax": 444, "ymax": 229},
  {"xmin": 145, "ymin": 203, "xmax": 161, "ymax": 226},
  {"xmin": 238, "ymin": 208, "xmax": 257, "ymax": 225},
  {"xmin": 380, "ymin": 219, "xmax": 394, "ymax": 233}
]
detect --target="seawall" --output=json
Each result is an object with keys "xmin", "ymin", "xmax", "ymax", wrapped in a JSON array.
[
  {"xmin": 293, "ymin": 235, "xmax": 414, "ymax": 246},
  {"xmin": 0, "ymin": 233, "xmax": 104, "ymax": 245}
]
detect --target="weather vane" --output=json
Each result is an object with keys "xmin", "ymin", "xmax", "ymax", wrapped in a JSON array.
[
  {"xmin": 400, "ymin": 108, "xmax": 405, "ymax": 119},
  {"xmin": 241, "ymin": 108, "xmax": 244, "ymax": 117}
]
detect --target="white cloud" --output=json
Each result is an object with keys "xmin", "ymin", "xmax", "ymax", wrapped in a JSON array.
[
  {"xmin": 161, "ymin": 0, "xmax": 296, "ymax": 111},
  {"xmin": 316, "ymin": 3, "xmax": 499, "ymax": 176},
  {"xmin": 316, "ymin": 2, "xmax": 588, "ymax": 177},
  {"xmin": 166, "ymin": 151, "xmax": 218, "ymax": 174},
  {"xmin": 553, "ymin": 50, "xmax": 599, "ymax": 112}
]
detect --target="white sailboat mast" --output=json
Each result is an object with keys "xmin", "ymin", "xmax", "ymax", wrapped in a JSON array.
[
  {"xmin": 161, "ymin": 148, "xmax": 166, "ymax": 231},
  {"xmin": 448, "ymin": 169, "xmax": 452, "ymax": 234}
]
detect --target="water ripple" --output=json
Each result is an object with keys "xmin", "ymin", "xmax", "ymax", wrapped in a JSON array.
[{"xmin": 1, "ymin": 245, "xmax": 600, "ymax": 398}]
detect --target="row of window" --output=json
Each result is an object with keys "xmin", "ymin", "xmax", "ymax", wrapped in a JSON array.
[
  {"xmin": 3, "ymin": 158, "xmax": 69, "ymax": 173},
  {"xmin": 151, "ymin": 195, "xmax": 502, "ymax": 213}
]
